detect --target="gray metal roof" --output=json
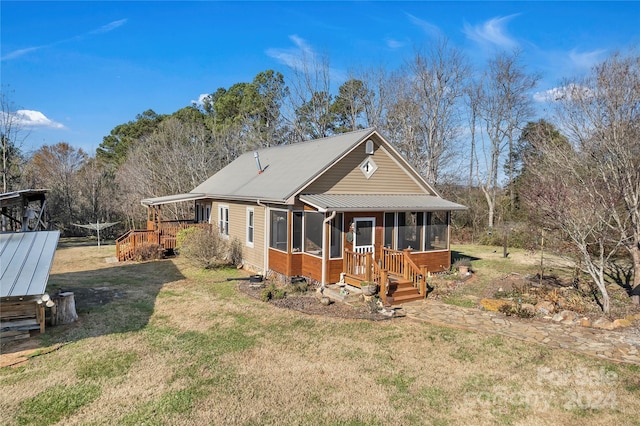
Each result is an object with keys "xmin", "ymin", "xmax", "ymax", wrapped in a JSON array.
[
  {"xmin": 141, "ymin": 193, "xmax": 207, "ymax": 207},
  {"xmin": 0, "ymin": 231, "xmax": 60, "ymax": 298},
  {"xmin": 0, "ymin": 189, "xmax": 48, "ymax": 208},
  {"xmin": 299, "ymin": 194, "xmax": 467, "ymax": 212},
  {"xmin": 191, "ymin": 128, "xmax": 375, "ymax": 203}
]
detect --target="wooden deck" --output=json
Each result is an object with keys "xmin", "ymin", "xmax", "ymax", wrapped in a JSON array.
[
  {"xmin": 342, "ymin": 247, "xmax": 429, "ymax": 305},
  {"xmin": 116, "ymin": 222, "xmax": 212, "ymax": 261}
]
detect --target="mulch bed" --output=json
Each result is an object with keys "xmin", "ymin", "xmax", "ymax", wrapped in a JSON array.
[{"xmin": 237, "ymin": 282, "xmax": 396, "ymax": 321}]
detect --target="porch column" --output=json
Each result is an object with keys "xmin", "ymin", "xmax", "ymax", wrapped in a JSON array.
[{"xmin": 321, "ymin": 211, "xmax": 337, "ymax": 285}]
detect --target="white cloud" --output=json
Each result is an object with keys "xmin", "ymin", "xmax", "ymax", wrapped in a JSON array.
[
  {"xmin": 385, "ymin": 38, "xmax": 406, "ymax": 49},
  {"xmin": 463, "ymin": 15, "xmax": 520, "ymax": 49},
  {"xmin": 406, "ymin": 13, "xmax": 441, "ymax": 37},
  {"xmin": 533, "ymin": 84, "xmax": 593, "ymax": 103},
  {"xmin": 89, "ymin": 19, "xmax": 128, "ymax": 35},
  {"xmin": 191, "ymin": 93, "xmax": 211, "ymax": 106},
  {"xmin": 265, "ymin": 34, "xmax": 318, "ymax": 69},
  {"xmin": 569, "ymin": 48, "xmax": 606, "ymax": 69},
  {"xmin": 2, "ymin": 18, "xmax": 127, "ymax": 61},
  {"xmin": 13, "ymin": 110, "xmax": 65, "ymax": 129}
]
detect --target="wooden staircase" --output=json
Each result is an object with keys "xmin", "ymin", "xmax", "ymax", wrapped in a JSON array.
[{"xmin": 386, "ymin": 275, "xmax": 423, "ymax": 305}]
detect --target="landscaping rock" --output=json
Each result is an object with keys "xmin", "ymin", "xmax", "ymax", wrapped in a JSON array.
[
  {"xmin": 520, "ymin": 303, "xmax": 536, "ymax": 316},
  {"xmin": 593, "ymin": 317, "xmax": 615, "ymax": 331},
  {"xmin": 580, "ymin": 318, "xmax": 592, "ymax": 328},
  {"xmin": 613, "ymin": 318, "xmax": 632, "ymax": 329},
  {"xmin": 535, "ymin": 301, "xmax": 555, "ymax": 315},
  {"xmin": 480, "ymin": 298, "xmax": 511, "ymax": 312},
  {"xmin": 552, "ymin": 310, "xmax": 577, "ymax": 323}
]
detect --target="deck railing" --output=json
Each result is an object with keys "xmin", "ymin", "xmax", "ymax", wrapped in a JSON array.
[
  {"xmin": 115, "ymin": 223, "xmax": 213, "ymax": 261},
  {"xmin": 381, "ymin": 247, "xmax": 428, "ymax": 296},
  {"xmin": 343, "ymin": 249, "xmax": 389, "ymax": 304}
]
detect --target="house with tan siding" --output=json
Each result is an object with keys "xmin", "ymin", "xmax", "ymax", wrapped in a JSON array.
[{"xmin": 118, "ymin": 129, "xmax": 465, "ymax": 304}]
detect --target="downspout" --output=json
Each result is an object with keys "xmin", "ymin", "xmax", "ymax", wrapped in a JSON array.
[
  {"xmin": 257, "ymin": 200, "xmax": 268, "ymax": 276},
  {"xmin": 321, "ymin": 211, "xmax": 337, "ymax": 286}
]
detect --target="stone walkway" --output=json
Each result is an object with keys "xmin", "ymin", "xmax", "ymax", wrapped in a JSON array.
[{"xmin": 402, "ymin": 299, "xmax": 640, "ymax": 365}]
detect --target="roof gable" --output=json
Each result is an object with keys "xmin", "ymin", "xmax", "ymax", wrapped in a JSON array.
[{"xmin": 191, "ymin": 128, "xmax": 375, "ymax": 202}]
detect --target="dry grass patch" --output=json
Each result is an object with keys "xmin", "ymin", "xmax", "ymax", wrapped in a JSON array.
[{"xmin": 1, "ymin": 241, "xmax": 639, "ymax": 425}]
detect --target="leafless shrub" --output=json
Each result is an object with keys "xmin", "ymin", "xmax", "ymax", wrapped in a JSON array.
[
  {"xmin": 133, "ymin": 244, "xmax": 164, "ymax": 262},
  {"xmin": 178, "ymin": 226, "xmax": 227, "ymax": 268}
]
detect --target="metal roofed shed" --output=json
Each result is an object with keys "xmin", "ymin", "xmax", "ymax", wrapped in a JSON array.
[
  {"xmin": 0, "ymin": 189, "xmax": 50, "ymax": 232},
  {"xmin": 1, "ymin": 230, "xmax": 60, "ymax": 340}
]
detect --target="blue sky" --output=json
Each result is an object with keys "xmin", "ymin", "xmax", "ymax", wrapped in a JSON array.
[{"xmin": 2, "ymin": 1, "xmax": 638, "ymax": 154}]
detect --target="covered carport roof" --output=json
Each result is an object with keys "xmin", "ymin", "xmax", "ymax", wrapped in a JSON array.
[
  {"xmin": 141, "ymin": 193, "xmax": 207, "ymax": 207},
  {"xmin": 0, "ymin": 231, "xmax": 60, "ymax": 298}
]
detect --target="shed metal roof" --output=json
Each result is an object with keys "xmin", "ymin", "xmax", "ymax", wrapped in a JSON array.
[
  {"xmin": 299, "ymin": 194, "xmax": 467, "ymax": 212},
  {"xmin": 0, "ymin": 231, "xmax": 60, "ymax": 298}
]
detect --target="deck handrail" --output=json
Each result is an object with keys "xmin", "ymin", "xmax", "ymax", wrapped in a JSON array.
[{"xmin": 381, "ymin": 247, "xmax": 428, "ymax": 296}]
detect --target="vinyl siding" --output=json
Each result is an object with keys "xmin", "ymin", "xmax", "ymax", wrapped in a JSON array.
[
  {"xmin": 210, "ymin": 201, "xmax": 265, "ymax": 273},
  {"xmin": 304, "ymin": 139, "xmax": 425, "ymax": 194}
]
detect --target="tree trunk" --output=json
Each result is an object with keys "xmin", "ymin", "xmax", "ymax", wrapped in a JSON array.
[
  {"xmin": 52, "ymin": 292, "xmax": 78, "ymax": 325},
  {"xmin": 632, "ymin": 245, "xmax": 640, "ymax": 304}
]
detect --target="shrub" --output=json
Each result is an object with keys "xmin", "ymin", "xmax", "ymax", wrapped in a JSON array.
[
  {"xmin": 179, "ymin": 226, "xmax": 227, "ymax": 268},
  {"xmin": 228, "ymin": 237, "xmax": 244, "ymax": 266},
  {"xmin": 134, "ymin": 244, "xmax": 164, "ymax": 261},
  {"xmin": 261, "ymin": 283, "xmax": 287, "ymax": 302}
]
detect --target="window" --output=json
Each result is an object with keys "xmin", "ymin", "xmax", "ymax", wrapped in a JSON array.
[
  {"xmin": 330, "ymin": 213, "xmax": 343, "ymax": 259},
  {"xmin": 246, "ymin": 208, "xmax": 254, "ymax": 247},
  {"xmin": 304, "ymin": 211, "xmax": 324, "ymax": 256},
  {"xmin": 270, "ymin": 210, "xmax": 288, "ymax": 251},
  {"xmin": 359, "ymin": 157, "xmax": 378, "ymax": 179},
  {"xmin": 292, "ymin": 211, "xmax": 303, "ymax": 253},
  {"xmin": 218, "ymin": 205, "xmax": 229, "ymax": 237}
]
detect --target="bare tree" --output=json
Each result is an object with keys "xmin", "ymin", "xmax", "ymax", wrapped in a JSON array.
[
  {"xmin": 0, "ymin": 88, "xmax": 28, "ymax": 193},
  {"xmin": 283, "ymin": 51, "xmax": 335, "ymax": 141},
  {"xmin": 117, "ymin": 118, "xmax": 222, "ymax": 222},
  {"xmin": 24, "ymin": 142, "xmax": 87, "ymax": 230},
  {"xmin": 551, "ymin": 52, "xmax": 640, "ymax": 304},
  {"xmin": 408, "ymin": 38, "xmax": 469, "ymax": 185},
  {"xmin": 357, "ymin": 64, "xmax": 392, "ymax": 130},
  {"xmin": 477, "ymin": 50, "xmax": 539, "ymax": 228}
]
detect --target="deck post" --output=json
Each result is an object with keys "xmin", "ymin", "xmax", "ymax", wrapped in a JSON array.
[
  {"xmin": 343, "ymin": 250, "xmax": 348, "ymax": 277},
  {"xmin": 403, "ymin": 249, "xmax": 412, "ymax": 280},
  {"xmin": 420, "ymin": 266, "xmax": 429, "ymax": 297},
  {"xmin": 365, "ymin": 252, "xmax": 372, "ymax": 282},
  {"xmin": 380, "ymin": 269, "xmax": 388, "ymax": 305}
]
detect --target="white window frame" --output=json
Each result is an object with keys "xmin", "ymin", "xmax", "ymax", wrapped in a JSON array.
[
  {"xmin": 218, "ymin": 204, "xmax": 229, "ymax": 237},
  {"xmin": 246, "ymin": 207, "xmax": 254, "ymax": 247},
  {"xmin": 269, "ymin": 208, "xmax": 289, "ymax": 252}
]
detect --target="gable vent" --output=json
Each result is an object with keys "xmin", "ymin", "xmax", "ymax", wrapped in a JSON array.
[{"xmin": 365, "ymin": 139, "xmax": 374, "ymax": 154}]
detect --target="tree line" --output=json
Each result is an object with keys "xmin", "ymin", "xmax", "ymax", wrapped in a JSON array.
[{"xmin": 1, "ymin": 41, "xmax": 638, "ymax": 312}]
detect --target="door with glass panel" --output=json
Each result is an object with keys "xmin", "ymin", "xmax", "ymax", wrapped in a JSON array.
[{"xmin": 353, "ymin": 218, "xmax": 375, "ymax": 256}]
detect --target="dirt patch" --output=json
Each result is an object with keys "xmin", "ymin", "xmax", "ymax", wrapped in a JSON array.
[
  {"xmin": 52, "ymin": 287, "xmax": 126, "ymax": 311},
  {"xmin": 238, "ymin": 282, "xmax": 395, "ymax": 321}
]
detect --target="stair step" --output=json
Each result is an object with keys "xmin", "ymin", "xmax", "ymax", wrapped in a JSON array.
[{"xmin": 387, "ymin": 293, "xmax": 424, "ymax": 305}]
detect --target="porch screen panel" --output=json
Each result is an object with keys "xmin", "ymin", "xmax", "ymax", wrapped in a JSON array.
[
  {"xmin": 270, "ymin": 210, "xmax": 288, "ymax": 251},
  {"xmin": 397, "ymin": 212, "xmax": 423, "ymax": 251},
  {"xmin": 292, "ymin": 212, "xmax": 303, "ymax": 253},
  {"xmin": 330, "ymin": 213, "xmax": 343, "ymax": 259},
  {"xmin": 384, "ymin": 212, "xmax": 394, "ymax": 249},
  {"xmin": 304, "ymin": 212, "xmax": 323, "ymax": 256},
  {"xmin": 426, "ymin": 211, "xmax": 448, "ymax": 250}
]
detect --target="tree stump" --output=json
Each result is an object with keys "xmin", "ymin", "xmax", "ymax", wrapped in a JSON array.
[{"xmin": 52, "ymin": 292, "xmax": 78, "ymax": 325}]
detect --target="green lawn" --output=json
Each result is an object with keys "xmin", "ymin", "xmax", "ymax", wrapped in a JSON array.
[{"xmin": 1, "ymin": 242, "xmax": 638, "ymax": 425}]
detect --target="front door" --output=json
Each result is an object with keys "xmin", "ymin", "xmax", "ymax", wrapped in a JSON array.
[{"xmin": 353, "ymin": 217, "xmax": 375, "ymax": 257}]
